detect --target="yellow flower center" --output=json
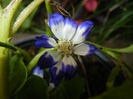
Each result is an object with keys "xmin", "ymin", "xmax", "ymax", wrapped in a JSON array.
[{"xmin": 58, "ymin": 41, "xmax": 73, "ymax": 55}]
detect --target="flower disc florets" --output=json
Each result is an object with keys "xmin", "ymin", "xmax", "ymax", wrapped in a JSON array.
[{"xmin": 58, "ymin": 40, "xmax": 73, "ymax": 56}]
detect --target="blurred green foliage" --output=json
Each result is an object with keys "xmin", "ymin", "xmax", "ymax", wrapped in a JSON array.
[
  {"xmin": 15, "ymin": 75, "xmax": 48, "ymax": 99},
  {"xmin": 90, "ymin": 80, "xmax": 133, "ymax": 99},
  {"xmin": 91, "ymin": 0, "xmax": 133, "ymax": 44},
  {"xmin": 49, "ymin": 74, "xmax": 85, "ymax": 99},
  {"xmin": 9, "ymin": 54, "xmax": 27, "ymax": 97},
  {"xmin": 1, "ymin": 0, "xmax": 133, "ymax": 99}
]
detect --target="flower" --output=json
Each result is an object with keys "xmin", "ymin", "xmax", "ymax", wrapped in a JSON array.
[
  {"xmin": 83, "ymin": 0, "xmax": 98, "ymax": 12},
  {"xmin": 33, "ymin": 13, "xmax": 97, "ymax": 87},
  {"xmin": 33, "ymin": 66, "xmax": 44, "ymax": 78}
]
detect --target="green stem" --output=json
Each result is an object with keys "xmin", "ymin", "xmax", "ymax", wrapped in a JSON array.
[
  {"xmin": 0, "ymin": 52, "xmax": 8, "ymax": 99},
  {"xmin": 0, "ymin": 0, "xmax": 22, "ymax": 99},
  {"xmin": 0, "ymin": 41, "xmax": 17, "ymax": 51},
  {"xmin": 45, "ymin": 0, "xmax": 53, "ymax": 16},
  {"xmin": 86, "ymin": 41, "xmax": 133, "ymax": 79},
  {"xmin": 0, "ymin": 0, "xmax": 22, "ymax": 42},
  {"xmin": 27, "ymin": 48, "xmax": 56, "ymax": 73},
  {"xmin": 0, "ymin": 41, "xmax": 32, "ymax": 64},
  {"xmin": 86, "ymin": 41, "xmax": 131, "ymax": 53},
  {"xmin": 0, "ymin": 5, "xmax": 2, "ymax": 9},
  {"xmin": 119, "ymin": 60, "xmax": 133, "ymax": 79},
  {"xmin": 11, "ymin": 0, "xmax": 44, "ymax": 35},
  {"xmin": 45, "ymin": 0, "xmax": 53, "ymax": 37},
  {"xmin": 86, "ymin": 41, "xmax": 118, "ymax": 52}
]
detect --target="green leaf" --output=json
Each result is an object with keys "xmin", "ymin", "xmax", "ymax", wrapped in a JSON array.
[
  {"xmin": 9, "ymin": 54, "xmax": 27, "ymax": 96},
  {"xmin": 111, "ymin": 11, "xmax": 133, "ymax": 29},
  {"xmin": 99, "ymin": 10, "xmax": 133, "ymax": 43},
  {"xmin": 50, "ymin": 74, "xmax": 85, "ymax": 99},
  {"xmin": 15, "ymin": 75, "xmax": 48, "ymax": 99},
  {"xmin": 0, "ymin": 0, "xmax": 11, "ymax": 8},
  {"xmin": 20, "ymin": 7, "xmax": 38, "ymax": 31},
  {"xmin": 90, "ymin": 80, "xmax": 133, "ymax": 99},
  {"xmin": 11, "ymin": 0, "xmax": 44, "ymax": 34},
  {"xmin": 116, "ymin": 44, "xmax": 133, "ymax": 53}
]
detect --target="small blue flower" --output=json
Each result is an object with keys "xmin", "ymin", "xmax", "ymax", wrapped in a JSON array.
[
  {"xmin": 33, "ymin": 13, "xmax": 97, "ymax": 87},
  {"xmin": 33, "ymin": 66, "xmax": 44, "ymax": 78}
]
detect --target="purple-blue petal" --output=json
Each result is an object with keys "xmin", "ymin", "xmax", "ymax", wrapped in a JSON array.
[
  {"xmin": 33, "ymin": 66, "xmax": 44, "ymax": 78},
  {"xmin": 62, "ymin": 64, "xmax": 77, "ymax": 80},
  {"xmin": 35, "ymin": 35, "xmax": 55, "ymax": 48},
  {"xmin": 38, "ymin": 52, "xmax": 57, "ymax": 69},
  {"xmin": 85, "ymin": 43, "xmax": 98, "ymax": 55},
  {"xmin": 80, "ymin": 21, "xmax": 94, "ymax": 40},
  {"xmin": 64, "ymin": 18, "xmax": 77, "ymax": 28},
  {"xmin": 49, "ymin": 13, "xmax": 64, "ymax": 29},
  {"xmin": 49, "ymin": 67, "xmax": 64, "ymax": 87}
]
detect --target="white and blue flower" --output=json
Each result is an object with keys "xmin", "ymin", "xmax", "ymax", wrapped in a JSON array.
[{"xmin": 33, "ymin": 13, "xmax": 98, "ymax": 87}]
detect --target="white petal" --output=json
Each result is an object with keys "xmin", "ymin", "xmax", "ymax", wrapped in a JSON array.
[
  {"xmin": 73, "ymin": 43, "xmax": 97, "ymax": 56},
  {"xmin": 48, "ymin": 51, "xmax": 61, "ymax": 62},
  {"xmin": 62, "ymin": 18, "xmax": 77, "ymax": 40},
  {"xmin": 72, "ymin": 21, "xmax": 93, "ymax": 44},
  {"xmin": 49, "ymin": 13, "xmax": 64, "ymax": 40},
  {"xmin": 54, "ymin": 62, "xmax": 62, "ymax": 75},
  {"xmin": 62, "ymin": 55, "xmax": 77, "ymax": 68},
  {"xmin": 47, "ymin": 37, "xmax": 58, "ymax": 47},
  {"xmin": 49, "ymin": 83, "xmax": 55, "ymax": 91}
]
